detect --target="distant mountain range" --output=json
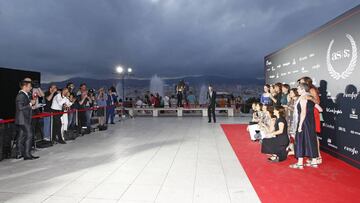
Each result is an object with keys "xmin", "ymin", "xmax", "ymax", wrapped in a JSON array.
[{"xmin": 42, "ymin": 75, "xmax": 264, "ymax": 89}]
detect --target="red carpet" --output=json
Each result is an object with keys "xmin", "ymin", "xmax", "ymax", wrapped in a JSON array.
[{"xmin": 221, "ymin": 124, "xmax": 360, "ymax": 203}]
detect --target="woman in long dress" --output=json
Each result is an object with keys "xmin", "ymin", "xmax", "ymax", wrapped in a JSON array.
[
  {"xmin": 298, "ymin": 76, "xmax": 322, "ymax": 164},
  {"xmin": 285, "ymin": 88, "xmax": 299, "ymax": 155},
  {"xmin": 290, "ymin": 83, "xmax": 319, "ymax": 169}
]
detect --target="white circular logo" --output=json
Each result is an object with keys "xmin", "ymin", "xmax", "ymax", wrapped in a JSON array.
[{"xmin": 326, "ymin": 34, "xmax": 357, "ymax": 80}]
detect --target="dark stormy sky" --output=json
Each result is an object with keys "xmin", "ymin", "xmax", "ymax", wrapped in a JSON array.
[{"xmin": 0, "ymin": 0, "xmax": 359, "ymax": 82}]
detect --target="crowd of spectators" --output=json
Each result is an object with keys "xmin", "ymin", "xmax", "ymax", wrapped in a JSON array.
[
  {"xmin": 132, "ymin": 91, "xmax": 243, "ymax": 110},
  {"xmin": 5, "ymin": 78, "xmax": 254, "ymax": 160},
  {"xmin": 247, "ymin": 76, "xmax": 323, "ymax": 169},
  {"xmin": 28, "ymin": 82, "xmax": 122, "ymax": 146}
]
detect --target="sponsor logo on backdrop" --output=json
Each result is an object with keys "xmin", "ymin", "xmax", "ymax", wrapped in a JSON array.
[
  {"xmin": 343, "ymin": 92, "xmax": 358, "ymax": 100},
  {"xmin": 301, "ymin": 67, "xmax": 309, "ymax": 73},
  {"xmin": 344, "ymin": 146, "xmax": 359, "ymax": 156},
  {"xmin": 326, "ymin": 33, "xmax": 357, "ymax": 80},
  {"xmin": 282, "ymin": 62, "xmax": 290, "ymax": 67},
  {"xmin": 312, "ymin": 64, "xmax": 320, "ymax": 69},
  {"xmin": 266, "ymin": 60, "xmax": 272, "ymax": 66},
  {"xmin": 350, "ymin": 130, "xmax": 360, "ymax": 135},
  {"xmin": 327, "ymin": 138, "xmax": 338, "ymax": 149},
  {"xmin": 299, "ymin": 56, "xmax": 308, "ymax": 61},
  {"xmin": 326, "ymin": 108, "xmax": 343, "ymax": 115},
  {"xmin": 323, "ymin": 123, "xmax": 335, "ymax": 129},
  {"xmin": 338, "ymin": 127, "xmax": 346, "ymax": 132},
  {"xmin": 350, "ymin": 108, "xmax": 359, "ymax": 119}
]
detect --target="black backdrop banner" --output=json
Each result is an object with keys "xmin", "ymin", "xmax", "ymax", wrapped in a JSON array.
[
  {"xmin": 265, "ymin": 6, "xmax": 360, "ymax": 168},
  {"xmin": 0, "ymin": 67, "xmax": 41, "ymax": 120}
]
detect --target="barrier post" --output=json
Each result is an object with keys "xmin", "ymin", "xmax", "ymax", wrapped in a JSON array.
[
  {"xmin": 50, "ymin": 114, "xmax": 53, "ymax": 142},
  {"xmin": 202, "ymin": 108, "xmax": 208, "ymax": 117},
  {"xmin": 177, "ymin": 108, "xmax": 183, "ymax": 117},
  {"xmin": 228, "ymin": 108, "xmax": 234, "ymax": 117},
  {"xmin": 75, "ymin": 109, "xmax": 78, "ymax": 126},
  {"xmin": 104, "ymin": 106, "xmax": 107, "ymax": 124}
]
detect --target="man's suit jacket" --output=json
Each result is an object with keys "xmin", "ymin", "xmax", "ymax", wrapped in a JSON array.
[
  {"xmin": 15, "ymin": 91, "xmax": 32, "ymax": 125},
  {"xmin": 207, "ymin": 91, "xmax": 217, "ymax": 107},
  {"xmin": 106, "ymin": 94, "xmax": 118, "ymax": 106}
]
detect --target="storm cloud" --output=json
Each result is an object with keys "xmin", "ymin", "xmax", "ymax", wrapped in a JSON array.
[{"xmin": 0, "ymin": 0, "xmax": 358, "ymax": 82}]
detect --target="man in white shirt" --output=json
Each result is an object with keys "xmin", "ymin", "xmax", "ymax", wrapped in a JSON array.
[
  {"xmin": 135, "ymin": 97, "xmax": 144, "ymax": 108},
  {"xmin": 163, "ymin": 95, "xmax": 170, "ymax": 108},
  {"xmin": 51, "ymin": 88, "xmax": 72, "ymax": 144}
]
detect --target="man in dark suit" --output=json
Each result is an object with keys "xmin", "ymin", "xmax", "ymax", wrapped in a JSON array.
[
  {"xmin": 15, "ymin": 79, "xmax": 39, "ymax": 160},
  {"xmin": 106, "ymin": 87, "xmax": 118, "ymax": 124},
  {"xmin": 207, "ymin": 84, "xmax": 217, "ymax": 123}
]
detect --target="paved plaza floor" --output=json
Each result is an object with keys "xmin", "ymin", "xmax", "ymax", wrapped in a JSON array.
[{"xmin": 0, "ymin": 117, "xmax": 260, "ymax": 203}]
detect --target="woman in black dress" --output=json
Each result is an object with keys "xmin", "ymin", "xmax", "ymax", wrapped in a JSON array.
[
  {"xmin": 290, "ymin": 83, "xmax": 319, "ymax": 169},
  {"xmin": 261, "ymin": 106, "xmax": 289, "ymax": 162}
]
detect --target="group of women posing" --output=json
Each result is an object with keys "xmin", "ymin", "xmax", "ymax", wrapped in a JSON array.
[{"xmin": 248, "ymin": 76, "xmax": 323, "ymax": 169}]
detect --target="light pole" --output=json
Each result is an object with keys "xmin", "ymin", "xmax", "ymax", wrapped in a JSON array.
[{"xmin": 116, "ymin": 66, "xmax": 133, "ymax": 118}]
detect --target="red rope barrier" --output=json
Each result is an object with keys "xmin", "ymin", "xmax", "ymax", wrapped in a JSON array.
[{"xmin": 0, "ymin": 105, "xmax": 116, "ymax": 124}]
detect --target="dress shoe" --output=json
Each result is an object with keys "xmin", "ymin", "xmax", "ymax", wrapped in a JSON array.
[
  {"xmin": 24, "ymin": 156, "xmax": 37, "ymax": 160},
  {"xmin": 31, "ymin": 155, "xmax": 40, "ymax": 159},
  {"xmin": 16, "ymin": 155, "xmax": 23, "ymax": 159},
  {"xmin": 208, "ymin": 121, "xmax": 211, "ymax": 123},
  {"xmin": 110, "ymin": 122, "xmax": 115, "ymax": 124},
  {"xmin": 58, "ymin": 140, "xmax": 67, "ymax": 144}
]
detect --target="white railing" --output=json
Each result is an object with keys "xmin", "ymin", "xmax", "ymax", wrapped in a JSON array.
[{"xmin": 117, "ymin": 107, "xmax": 235, "ymax": 117}]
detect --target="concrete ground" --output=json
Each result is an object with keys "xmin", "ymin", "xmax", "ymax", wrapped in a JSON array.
[{"xmin": 0, "ymin": 116, "xmax": 260, "ymax": 203}]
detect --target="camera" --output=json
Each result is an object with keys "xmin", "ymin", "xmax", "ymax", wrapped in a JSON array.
[
  {"xmin": 32, "ymin": 80, "xmax": 40, "ymax": 88},
  {"xmin": 87, "ymin": 88, "xmax": 95, "ymax": 98}
]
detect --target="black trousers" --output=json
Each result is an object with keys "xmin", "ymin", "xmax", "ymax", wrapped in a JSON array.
[
  {"xmin": 177, "ymin": 93, "xmax": 183, "ymax": 107},
  {"xmin": 0, "ymin": 129, "xmax": 3, "ymax": 160},
  {"xmin": 52, "ymin": 110, "xmax": 63, "ymax": 142},
  {"xmin": 208, "ymin": 104, "xmax": 216, "ymax": 122},
  {"xmin": 16, "ymin": 124, "xmax": 33, "ymax": 157},
  {"xmin": 31, "ymin": 115, "xmax": 43, "ymax": 140}
]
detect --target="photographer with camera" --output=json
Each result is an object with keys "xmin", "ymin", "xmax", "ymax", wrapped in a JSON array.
[
  {"xmin": 68, "ymin": 92, "xmax": 78, "ymax": 129},
  {"xmin": 66, "ymin": 82, "xmax": 77, "ymax": 130},
  {"xmin": 78, "ymin": 83, "xmax": 94, "ymax": 131},
  {"xmin": 30, "ymin": 80, "xmax": 45, "ymax": 144},
  {"xmin": 51, "ymin": 88, "xmax": 72, "ymax": 144},
  {"xmin": 43, "ymin": 84, "xmax": 57, "ymax": 141},
  {"xmin": 87, "ymin": 88, "xmax": 95, "ymax": 128},
  {"xmin": 60, "ymin": 90, "xmax": 73, "ymax": 141},
  {"xmin": 97, "ymin": 88, "xmax": 107, "ymax": 128},
  {"xmin": 106, "ymin": 87, "xmax": 118, "ymax": 124},
  {"xmin": 66, "ymin": 82, "xmax": 76, "ymax": 95}
]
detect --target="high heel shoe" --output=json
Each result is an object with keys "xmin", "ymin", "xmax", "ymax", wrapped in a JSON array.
[{"xmin": 289, "ymin": 163, "xmax": 304, "ymax": 170}]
